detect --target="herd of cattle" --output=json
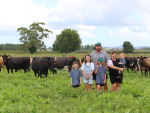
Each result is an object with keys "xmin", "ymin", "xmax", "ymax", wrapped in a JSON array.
[
  {"xmin": 0, "ymin": 54, "xmax": 150, "ymax": 77},
  {"xmin": 0, "ymin": 54, "xmax": 81, "ymax": 77}
]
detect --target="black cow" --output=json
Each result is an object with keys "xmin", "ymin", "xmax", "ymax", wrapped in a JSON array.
[
  {"xmin": 31, "ymin": 57, "xmax": 55, "ymax": 77},
  {"xmin": 2, "ymin": 54, "xmax": 30, "ymax": 73},
  {"xmin": 125, "ymin": 57, "xmax": 135, "ymax": 73},
  {"xmin": 50, "ymin": 56, "xmax": 80, "ymax": 74}
]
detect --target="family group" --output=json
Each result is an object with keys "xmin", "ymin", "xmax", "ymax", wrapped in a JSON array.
[{"xmin": 69, "ymin": 42, "xmax": 126, "ymax": 93}]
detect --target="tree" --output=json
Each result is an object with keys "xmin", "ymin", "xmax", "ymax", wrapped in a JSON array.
[
  {"xmin": 0, "ymin": 45, "xmax": 4, "ymax": 50},
  {"xmin": 122, "ymin": 41, "xmax": 134, "ymax": 53},
  {"xmin": 52, "ymin": 28, "xmax": 82, "ymax": 53},
  {"xmin": 17, "ymin": 22, "xmax": 53, "ymax": 53}
]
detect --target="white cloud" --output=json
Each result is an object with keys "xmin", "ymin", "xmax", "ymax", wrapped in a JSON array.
[
  {"xmin": 75, "ymin": 25, "xmax": 95, "ymax": 30},
  {"xmin": 78, "ymin": 30, "xmax": 96, "ymax": 37},
  {"xmin": 109, "ymin": 27, "xmax": 150, "ymax": 40},
  {"xmin": 49, "ymin": 15, "xmax": 65, "ymax": 22},
  {"xmin": 0, "ymin": 0, "xmax": 49, "ymax": 31}
]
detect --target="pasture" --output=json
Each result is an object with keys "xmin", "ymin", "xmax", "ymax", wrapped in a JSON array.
[
  {"xmin": 1, "ymin": 50, "xmax": 150, "ymax": 59},
  {"xmin": 1, "ymin": 51, "xmax": 150, "ymax": 112},
  {"xmin": 0, "ymin": 68, "xmax": 150, "ymax": 112}
]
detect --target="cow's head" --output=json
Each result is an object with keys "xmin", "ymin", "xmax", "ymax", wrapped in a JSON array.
[
  {"xmin": 2, "ymin": 54, "xmax": 9, "ymax": 63},
  {"xmin": 81, "ymin": 57, "xmax": 85, "ymax": 65},
  {"xmin": 46, "ymin": 57, "xmax": 56, "ymax": 71},
  {"xmin": 137, "ymin": 56, "xmax": 146, "ymax": 65}
]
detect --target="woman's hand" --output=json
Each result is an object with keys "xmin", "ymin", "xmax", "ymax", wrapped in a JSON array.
[
  {"xmin": 119, "ymin": 68, "xmax": 124, "ymax": 72},
  {"xmin": 71, "ymin": 82, "xmax": 73, "ymax": 86},
  {"xmin": 80, "ymin": 82, "xmax": 81, "ymax": 85}
]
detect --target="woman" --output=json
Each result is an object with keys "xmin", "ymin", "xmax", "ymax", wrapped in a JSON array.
[{"xmin": 107, "ymin": 51, "xmax": 124, "ymax": 93}]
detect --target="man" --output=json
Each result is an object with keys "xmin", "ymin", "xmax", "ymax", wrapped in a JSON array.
[{"xmin": 90, "ymin": 42, "xmax": 110, "ymax": 90}]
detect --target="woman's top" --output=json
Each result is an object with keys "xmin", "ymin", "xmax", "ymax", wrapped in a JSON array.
[{"xmin": 108, "ymin": 58, "xmax": 121, "ymax": 77}]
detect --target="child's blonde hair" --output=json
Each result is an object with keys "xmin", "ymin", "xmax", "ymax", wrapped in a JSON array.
[{"xmin": 120, "ymin": 53, "xmax": 125, "ymax": 57}]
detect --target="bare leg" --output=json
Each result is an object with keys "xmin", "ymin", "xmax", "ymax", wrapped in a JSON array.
[
  {"xmin": 94, "ymin": 80, "xmax": 97, "ymax": 89},
  {"xmin": 116, "ymin": 82, "xmax": 120, "ymax": 93},
  {"xmin": 104, "ymin": 80, "xmax": 108, "ymax": 91},
  {"xmin": 100, "ymin": 86, "xmax": 102, "ymax": 94},
  {"xmin": 84, "ymin": 84, "xmax": 88, "ymax": 91},
  {"xmin": 89, "ymin": 84, "xmax": 92, "ymax": 92},
  {"xmin": 97, "ymin": 85, "xmax": 101, "ymax": 92},
  {"xmin": 110, "ymin": 83, "xmax": 116, "ymax": 93}
]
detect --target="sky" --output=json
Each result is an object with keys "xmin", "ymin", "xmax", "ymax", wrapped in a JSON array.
[{"xmin": 0, "ymin": 0, "xmax": 150, "ymax": 48}]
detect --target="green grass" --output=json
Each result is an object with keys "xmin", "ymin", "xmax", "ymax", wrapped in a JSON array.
[
  {"xmin": 1, "ymin": 50, "xmax": 150, "ymax": 59},
  {"xmin": 0, "ymin": 68, "xmax": 150, "ymax": 113}
]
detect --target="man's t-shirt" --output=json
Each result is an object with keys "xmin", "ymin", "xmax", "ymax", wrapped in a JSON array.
[{"xmin": 90, "ymin": 50, "xmax": 110, "ymax": 67}]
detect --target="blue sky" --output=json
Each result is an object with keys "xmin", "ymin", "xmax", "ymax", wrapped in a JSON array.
[{"xmin": 0, "ymin": 0, "xmax": 150, "ymax": 47}]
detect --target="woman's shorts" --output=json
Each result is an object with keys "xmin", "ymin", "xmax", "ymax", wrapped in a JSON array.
[
  {"xmin": 110, "ymin": 76, "xmax": 123, "ymax": 84},
  {"xmin": 83, "ymin": 75, "xmax": 93, "ymax": 84}
]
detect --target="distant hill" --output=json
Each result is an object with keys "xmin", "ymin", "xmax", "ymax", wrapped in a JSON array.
[{"xmin": 104, "ymin": 45, "xmax": 150, "ymax": 49}]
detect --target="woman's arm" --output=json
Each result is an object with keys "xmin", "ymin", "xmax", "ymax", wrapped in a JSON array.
[{"xmin": 110, "ymin": 65, "xmax": 124, "ymax": 71}]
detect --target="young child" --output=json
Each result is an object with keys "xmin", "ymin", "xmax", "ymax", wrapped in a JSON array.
[
  {"xmin": 81, "ymin": 54, "xmax": 94, "ymax": 91},
  {"xmin": 69, "ymin": 61, "xmax": 82, "ymax": 89},
  {"xmin": 117, "ymin": 53, "xmax": 126, "ymax": 78},
  {"xmin": 95, "ymin": 57, "xmax": 107, "ymax": 94}
]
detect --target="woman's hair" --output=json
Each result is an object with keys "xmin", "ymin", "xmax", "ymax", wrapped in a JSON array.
[
  {"xmin": 111, "ymin": 51, "xmax": 117, "ymax": 55},
  {"xmin": 84, "ymin": 54, "xmax": 92, "ymax": 64}
]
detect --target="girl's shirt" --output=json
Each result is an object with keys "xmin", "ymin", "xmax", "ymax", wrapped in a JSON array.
[
  {"xmin": 81, "ymin": 62, "xmax": 94, "ymax": 70},
  {"xmin": 94, "ymin": 65, "xmax": 107, "ymax": 84},
  {"xmin": 69, "ymin": 69, "xmax": 82, "ymax": 86}
]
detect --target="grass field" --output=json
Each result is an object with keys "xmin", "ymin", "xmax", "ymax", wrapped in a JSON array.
[
  {"xmin": 0, "ymin": 50, "xmax": 150, "ymax": 59},
  {"xmin": 0, "ymin": 68, "xmax": 150, "ymax": 113}
]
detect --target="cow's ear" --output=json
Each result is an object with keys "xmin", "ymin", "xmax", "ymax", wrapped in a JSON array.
[
  {"xmin": 137, "ymin": 57, "xmax": 139, "ymax": 58},
  {"xmin": 144, "ymin": 57, "xmax": 147, "ymax": 59},
  {"xmin": 0, "ymin": 55, "xmax": 2, "ymax": 58},
  {"xmin": 46, "ymin": 62, "xmax": 49, "ymax": 65},
  {"xmin": 53, "ymin": 61, "xmax": 56, "ymax": 65},
  {"xmin": 7, "ymin": 55, "xmax": 9, "ymax": 58}
]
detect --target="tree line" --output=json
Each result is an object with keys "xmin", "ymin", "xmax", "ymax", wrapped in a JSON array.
[
  {"xmin": 0, "ymin": 21, "xmax": 136, "ymax": 53},
  {"xmin": 0, "ymin": 44, "xmax": 20, "ymax": 51}
]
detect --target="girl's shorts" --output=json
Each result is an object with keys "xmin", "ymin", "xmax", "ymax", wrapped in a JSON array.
[
  {"xmin": 83, "ymin": 75, "xmax": 93, "ymax": 84},
  {"xmin": 72, "ymin": 85, "xmax": 80, "ymax": 88},
  {"xmin": 96, "ymin": 83, "xmax": 105, "ymax": 86}
]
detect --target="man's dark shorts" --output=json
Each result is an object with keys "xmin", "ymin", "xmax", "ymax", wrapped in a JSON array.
[{"xmin": 93, "ymin": 72, "xmax": 108, "ymax": 80}]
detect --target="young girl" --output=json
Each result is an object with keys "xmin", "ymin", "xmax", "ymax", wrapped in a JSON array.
[
  {"xmin": 69, "ymin": 61, "xmax": 82, "ymax": 89},
  {"xmin": 95, "ymin": 57, "xmax": 107, "ymax": 94},
  {"xmin": 81, "ymin": 54, "xmax": 94, "ymax": 91}
]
